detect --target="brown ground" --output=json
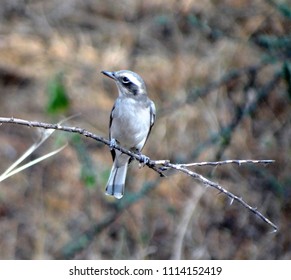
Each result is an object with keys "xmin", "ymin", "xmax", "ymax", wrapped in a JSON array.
[{"xmin": 0, "ymin": 0, "xmax": 290, "ymax": 259}]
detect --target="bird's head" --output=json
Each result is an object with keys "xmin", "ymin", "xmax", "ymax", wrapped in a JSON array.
[{"xmin": 102, "ymin": 70, "xmax": 147, "ymax": 96}]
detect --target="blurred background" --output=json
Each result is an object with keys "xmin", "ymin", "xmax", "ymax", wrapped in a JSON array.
[{"xmin": 0, "ymin": 0, "xmax": 290, "ymax": 259}]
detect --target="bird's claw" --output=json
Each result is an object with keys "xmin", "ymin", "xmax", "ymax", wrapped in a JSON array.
[{"xmin": 139, "ymin": 154, "xmax": 150, "ymax": 167}]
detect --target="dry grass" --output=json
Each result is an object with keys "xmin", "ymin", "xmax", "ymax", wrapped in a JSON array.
[{"xmin": 0, "ymin": 0, "xmax": 290, "ymax": 259}]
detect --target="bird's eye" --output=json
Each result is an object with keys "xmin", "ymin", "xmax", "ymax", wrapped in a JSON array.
[{"xmin": 121, "ymin": 76, "xmax": 130, "ymax": 84}]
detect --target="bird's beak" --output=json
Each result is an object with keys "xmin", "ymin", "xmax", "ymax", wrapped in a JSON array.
[{"xmin": 101, "ymin": 71, "xmax": 116, "ymax": 80}]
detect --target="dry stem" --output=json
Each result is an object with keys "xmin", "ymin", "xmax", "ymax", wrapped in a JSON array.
[{"xmin": 0, "ymin": 116, "xmax": 278, "ymax": 231}]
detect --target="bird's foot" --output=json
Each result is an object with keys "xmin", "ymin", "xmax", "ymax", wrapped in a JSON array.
[
  {"xmin": 109, "ymin": 138, "xmax": 117, "ymax": 150},
  {"xmin": 138, "ymin": 154, "xmax": 150, "ymax": 168}
]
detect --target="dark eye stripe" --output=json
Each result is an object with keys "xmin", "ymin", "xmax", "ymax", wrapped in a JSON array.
[{"xmin": 119, "ymin": 75, "xmax": 140, "ymax": 95}]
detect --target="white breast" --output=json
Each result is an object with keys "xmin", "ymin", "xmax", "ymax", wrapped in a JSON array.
[{"xmin": 111, "ymin": 98, "xmax": 151, "ymax": 150}]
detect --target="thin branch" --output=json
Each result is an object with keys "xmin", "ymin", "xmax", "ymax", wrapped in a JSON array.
[
  {"xmin": 177, "ymin": 159, "xmax": 275, "ymax": 168},
  {"xmin": 0, "ymin": 116, "xmax": 278, "ymax": 232},
  {"xmin": 0, "ymin": 117, "xmax": 166, "ymax": 177}
]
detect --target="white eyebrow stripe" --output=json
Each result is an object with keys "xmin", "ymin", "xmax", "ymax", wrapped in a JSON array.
[{"xmin": 123, "ymin": 73, "xmax": 142, "ymax": 87}]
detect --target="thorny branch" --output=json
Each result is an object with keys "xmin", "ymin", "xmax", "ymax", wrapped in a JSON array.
[{"xmin": 0, "ymin": 116, "xmax": 278, "ymax": 232}]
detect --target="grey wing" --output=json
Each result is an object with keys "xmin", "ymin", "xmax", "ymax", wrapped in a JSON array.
[
  {"xmin": 144, "ymin": 100, "xmax": 156, "ymax": 145},
  {"xmin": 109, "ymin": 98, "xmax": 122, "ymax": 138},
  {"xmin": 130, "ymin": 99, "xmax": 155, "ymax": 160},
  {"xmin": 149, "ymin": 100, "xmax": 156, "ymax": 128},
  {"xmin": 109, "ymin": 103, "xmax": 117, "ymax": 161}
]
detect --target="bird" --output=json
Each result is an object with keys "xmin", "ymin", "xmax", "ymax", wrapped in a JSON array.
[{"xmin": 101, "ymin": 70, "xmax": 156, "ymax": 199}]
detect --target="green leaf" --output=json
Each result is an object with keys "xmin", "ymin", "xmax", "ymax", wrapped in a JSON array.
[{"xmin": 46, "ymin": 72, "xmax": 70, "ymax": 114}]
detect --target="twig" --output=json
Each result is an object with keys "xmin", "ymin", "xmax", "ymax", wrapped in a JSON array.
[
  {"xmin": 0, "ymin": 117, "xmax": 167, "ymax": 177},
  {"xmin": 177, "ymin": 159, "xmax": 275, "ymax": 168},
  {"xmin": 0, "ymin": 116, "xmax": 278, "ymax": 232}
]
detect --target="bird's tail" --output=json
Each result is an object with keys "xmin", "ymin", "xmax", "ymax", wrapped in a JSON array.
[{"xmin": 105, "ymin": 161, "xmax": 128, "ymax": 199}]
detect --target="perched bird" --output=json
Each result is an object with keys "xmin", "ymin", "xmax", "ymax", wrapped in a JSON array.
[{"xmin": 102, "ymin": 70, "xmax": 156, "ymax": 199}]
